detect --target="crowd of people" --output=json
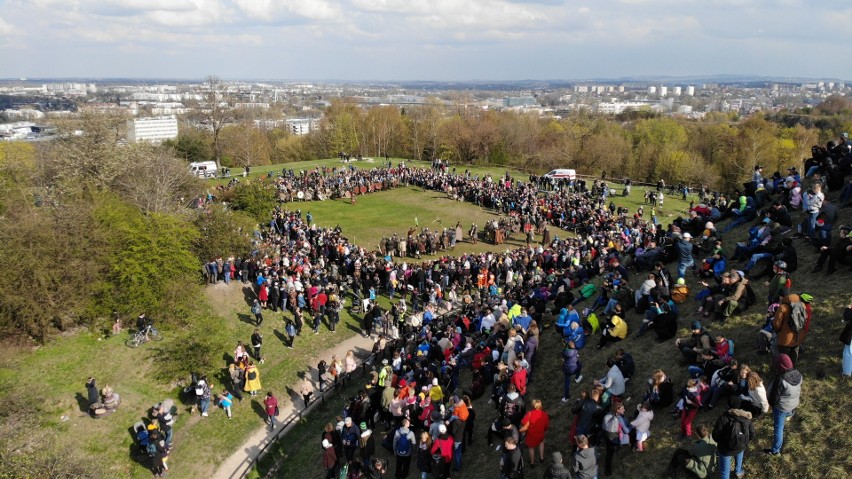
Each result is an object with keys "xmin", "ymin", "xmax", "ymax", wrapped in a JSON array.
[{"xmin": 155, "ymin": 132, "xmax": 852, "ymax": 478}]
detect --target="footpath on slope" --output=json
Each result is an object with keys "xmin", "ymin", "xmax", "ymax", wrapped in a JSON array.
[{"xmin": 212, "ymin": 331, "xmax": 375, "ymax": 479}]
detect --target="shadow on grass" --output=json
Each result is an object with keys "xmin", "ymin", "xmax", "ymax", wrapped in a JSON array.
[
  {"xmin": 273, "ymin": 329, "xmax": 290, "ymax": 347},
  {"xmin": 242, "ymin": 286, "xmax": 257, "ymax": 307},
  {"xmin": 250, "ymin": 398, "xmax": 268, "ymax": 422},
  {"xmin": 237, "ymin": 313, "xmax": 258, "ymax": 327},
  {"xmin": 74, "ymin": 392, "xmax": 89, "ymax": 413}
]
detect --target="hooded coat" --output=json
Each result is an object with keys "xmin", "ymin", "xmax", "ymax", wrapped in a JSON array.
[
  {"xmin": 768, "ymin": 356, "xmax": 802, "ymax": 413},
  {"xmin": 543, "ymin": 451, "xmax": 572, "ymax": 479},
  {"xmin": 712, "ymin": 408, "xmax": 756, "ymax": 456}
]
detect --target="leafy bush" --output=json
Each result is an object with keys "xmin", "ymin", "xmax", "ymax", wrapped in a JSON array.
[
  {"xmin": 192, "ymin": 205, "xmax": 255, "ymax": 261},
  {"xmin": 150, "ymin": 313, "xmax": 231, "ymax": 383},
  {"xmin": 228, "ymin": 179, "xmax": 277, "ymax": 221}
]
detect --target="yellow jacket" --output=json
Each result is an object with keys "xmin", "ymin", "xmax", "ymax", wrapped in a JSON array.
[{"xmin": 610, "ymin": 315, "xmax": 628, "ymax": 339}]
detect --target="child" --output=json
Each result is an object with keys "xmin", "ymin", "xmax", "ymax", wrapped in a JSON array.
[
  {"xmin": 285, "ymin": 320, "xmax": 297, "ymax": 349},
  {"xmin": 630, "ymin": 402, "xmax": 654, "ymax": 452},
  {"xmin": 218, "ymin": 390, "xmax": 233, "ymax": 419},
  {"xmin": 679, "ymin": 379, "xmax": 702, "ymax": 438}
]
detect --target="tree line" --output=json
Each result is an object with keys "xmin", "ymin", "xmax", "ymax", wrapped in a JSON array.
[{"xmin": 169, "ymin": 96, "xmax": 852, "ymax": 192}]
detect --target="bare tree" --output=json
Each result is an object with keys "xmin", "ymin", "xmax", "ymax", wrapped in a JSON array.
[{"xmin": 202, "ymin": 75, "xmax": 234, "ymax": 169}]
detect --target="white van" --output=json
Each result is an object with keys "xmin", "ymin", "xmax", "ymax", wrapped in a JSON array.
[
  {"xmin": 543, "ymin": 169, "xmax": 577, "ymax": 181},
  {"xmin": 189, "ymin": 161, "xmax": 218, "ymax": 179}
]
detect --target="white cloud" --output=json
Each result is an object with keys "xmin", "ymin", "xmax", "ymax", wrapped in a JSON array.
[
  {"xmin": 1, "ymin": 0, "xmax": 850, "ymax": 80},
  {"xmin": 233, "ymin": 0, "xmax": 343, "ymax": 22},
  {"xmin": 0, "ymin": 16, "xmax": 15, "ymax": 36}
]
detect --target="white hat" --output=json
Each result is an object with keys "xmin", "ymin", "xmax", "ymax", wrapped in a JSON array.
[
  {"xmin": 345, "ymin": 417, "xmax": 352, "ymax": 425},
  {"xmin": 432, "ymin": 378, "xmax": 439, "ymax": 386},
  {"xmin": 438, "ymin": 424, "xmax": 447, "ymax": 434},
  {"xmin": 683, "ymin": 233, "xmax": 692, "ymax": 240},
  {"xmin": 322, "ymin": 439, "xmax": 332, "ymax": 449}
]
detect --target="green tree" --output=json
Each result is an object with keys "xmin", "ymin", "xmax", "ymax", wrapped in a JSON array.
[
  {"xmin": 228, "ymin": 179, "xmax": 278, "ymax": 221},
  {"xmin": 193, "ymin": 205, "xmax": 255, "ymax": 261},
  {"xmin": 92, "ymin": 195, "xmax": 201, "ymax": 322}
]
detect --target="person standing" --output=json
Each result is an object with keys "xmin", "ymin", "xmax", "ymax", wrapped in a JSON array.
[
  {"xmin": 543, "ymin": 451, "xmax": 571, "ymax": 479},
  {"xmin": 676, "ymin": 232, "xmax": 696, "ymax": 279},
  {"xmin": 841, "ymin": 305, "xmax": 852, "ymax": 380},
  {"xmin": 519, "ymin": 399, "xmax": 550, "ymax": 469},
  {"xmin": 602, "ymin": 402, "xmax": 629, "ymax": 477},
  {"xmin": 561, "ymin": 341, "xmax": 583, "ymax": 402},
  {"xmin": 285, "ymin": 319, "xmax": 297, "ymax": 349},
  {"xmin": 198, "ymin": 376, "xmax": 212, "ymax": 417},
  {"xmin": 430, "ymin": 424, "xmax": 454, "ymax": 479},
  {"xmin": 572, "ymin": 434, "xmax": 597, "ymax": 479},
  {"xmin": 252, "ymin": 299, "xmax": 264, "ymax": 327},
  {"xmin": 299, "ymin": 373, "xmax": 314, "ymax": 409},
  {"xmin": 251, "ymin": 328, "xmax": 263, "ymax": 363},
  {"xmin": 228, "ymin": 362, "xmax": 245, "ymax": 402},
  {"xmin": 498, "ymin": 436, "xmax": 524, "ymax": 479},
  {"xmin": 244, "ymin": 360, "xmax": 262, "ymax": 397},
  {"xmin": 263, "ymin": 391, "xmax": 278, "ymax": 430},
  {"xmin": 393, "ymin": 418, "xmax": 416, "ymax": 479},
  {"xmin": 765, "ymin": 353, "xmax": 802, "ymax": 456},
  {"xmin": 322, "ymin": 439, "xmax": 338, "ymax": 479},
  {"xmin": 712, "ymin": 398, "xmax": 756, "ymax": 479}
]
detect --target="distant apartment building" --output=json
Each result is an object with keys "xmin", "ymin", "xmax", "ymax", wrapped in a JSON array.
[
  {"xmin": 285, "ymin": 118, "xmax": 318, "ymax": 136},
  {"xmin": 503, "ymin": 96, "xmax": 538, "ymax": 107},
  {"xmin": 127, "ymin": 116, "xmax": 178, "ymax": 144}
]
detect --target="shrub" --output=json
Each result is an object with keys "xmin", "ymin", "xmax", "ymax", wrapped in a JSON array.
[
  {"xmin": 150, "ymin": 313, "xmax": 231, "ymax": 383},
  {"xmin": 229, "ymin": 179, "xmax": 277, "ymax": 221}
]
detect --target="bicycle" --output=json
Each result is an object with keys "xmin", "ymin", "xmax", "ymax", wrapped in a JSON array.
[{"xmin": 125, "ymin": 326, "xmax": 163, "ymax": 348}]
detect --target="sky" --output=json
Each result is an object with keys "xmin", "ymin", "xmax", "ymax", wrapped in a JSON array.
[{"xmin": 0, "ymin": 0, "xmax": 850, "ymax": 81}]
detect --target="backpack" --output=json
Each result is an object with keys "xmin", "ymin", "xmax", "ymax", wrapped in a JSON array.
[
  {"xmin": 789, "ymin": 301, "xmax": 807, "ymax": 333},
  {"xmin": 146, "ymin": 441, "xmax": 158, "ymax": 457},
  {"xmin": 395, "ymin": 431, "xmax": 412, "ymax": 456},
  {"xmin": 603, "ymin": 413, "xmax": 620, "ymax": 434},
  {"xmin": 248, "ymin": 370, "xmax": 257, "ymax": 381},
  {"xmin": 726, "ymin": 419, "xmax": 748, "ymax": 451},
  {"xmin": 726, "ymin": 339, "xmax": 735, "ymax": 358},
  {"xmin": 514, "ymin": 339, "xmax": 524, "ymax": 355}
]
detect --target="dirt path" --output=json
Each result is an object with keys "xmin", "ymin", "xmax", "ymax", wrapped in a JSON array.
[{"xmin": 211, "ymin": 331, "xmax": 374, "ymax": 479}]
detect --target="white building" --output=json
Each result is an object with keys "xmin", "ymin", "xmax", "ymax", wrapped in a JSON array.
[
  {"xmin": 659, "ymin": 86, "xmax": 668, "ymax": 97},
  {"xmin": 673, "ymin": 86, "xmax": 682, "ymax": 96},
  {"xmin": 648, "ymin": 86, "xmax": 657, "ymax": 95},
  {"xmin": 127, "ymin": 116, "xmax": 178, "ymax": 144},
  {"xmin": 285, "ymin": 118, "xmax": 318, "ymax": 136},
  {"xmin": 687, "ymin": 85, "xmax": 695, "ymax": 96}
]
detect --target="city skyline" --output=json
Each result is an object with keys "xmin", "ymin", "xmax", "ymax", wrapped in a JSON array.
[{"xmin": 1, "ymin": 0, "xmax": 850, "ymax": 81}]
